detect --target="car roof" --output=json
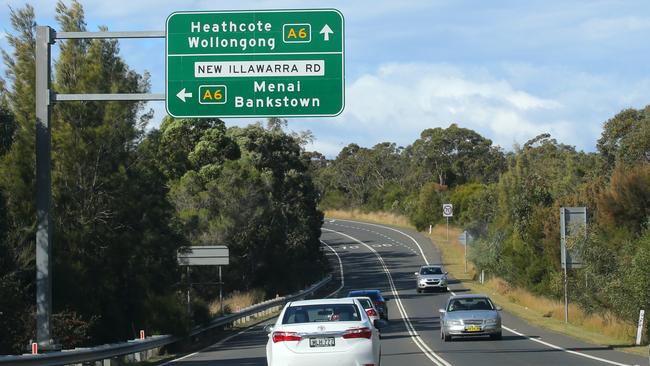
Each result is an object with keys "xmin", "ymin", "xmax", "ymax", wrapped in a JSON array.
[
  {"xmin": 448, "ymin": 294, "xmax": 491, "ymax": 300},
  {"xmin": 349, "ymin": 296, "xmax": 372, "ymax": 302},
  {"xmin": 289, "ymin": 298, "xmax": 358, "ymax": 307},
  {"xmin": 348, "ymin": 289, "xmax": 381, "ymax": 294}
]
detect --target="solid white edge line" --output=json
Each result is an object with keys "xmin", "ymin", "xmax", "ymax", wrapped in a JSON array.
[
  {"xmin": 330, "ymin": 219, "xmax": 430, "ymax": 265},
  {"xmin": 158, "ymin": 325, "xmax": 259, "ymax": 365},
  {"xmin": 321, "ymin": 240, "xmax": 345, "ymax": 298},
  {"xmin": 502, "ymin": 326, "xmax": 633, "ymax": 366},
  {"xmin": 322, "ymin": 228, "xmax": 452, "ymax": 366}
]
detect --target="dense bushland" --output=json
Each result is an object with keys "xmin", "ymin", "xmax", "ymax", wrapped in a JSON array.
[
  {"xmin": 0, "ymin": 2, "xmax": 325, "ymax": 353},
  {"xmin": 314, "ymin": 110, "xmax": 650, "ymax": 337}
]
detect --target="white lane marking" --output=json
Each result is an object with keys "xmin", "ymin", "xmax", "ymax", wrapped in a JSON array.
[
  {"xmin": 159, "ymin": 324, "xmax": 262, "ymax": 365},
  {"xmin": 321, "ymin": 240, "xmax": 345, "ymax": 298},
  {"xmin": 446, "ymin": 290, "xmax": 635, "ymax": 366},
  {"xmin": 323, "ymin": 228, "xmax": 452, "ymax": 366},
  {"xmin": 502, "ymin": 326, "xmax": 633, "ymax": 366},
  {"xmin": 328, "ymin": 219, "xmax": 430, "ymax": 265}
]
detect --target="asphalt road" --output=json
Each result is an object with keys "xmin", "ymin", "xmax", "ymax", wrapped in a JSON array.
[{"xmin": 165, "ymin": 219, "xmax": 648, "ymax": 366}]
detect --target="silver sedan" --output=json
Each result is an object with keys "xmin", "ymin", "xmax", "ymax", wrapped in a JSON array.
[{"xmin": 439, "ymin": 294, "xmax": 502, "ymax": 341}]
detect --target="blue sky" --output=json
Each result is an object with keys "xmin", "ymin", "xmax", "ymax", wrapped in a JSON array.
[{"xmin": 1, "ymin": 0, "xmax": 649, "ymax": 156}]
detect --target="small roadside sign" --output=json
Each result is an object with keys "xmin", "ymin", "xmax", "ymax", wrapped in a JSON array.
[
  {"xmin": 442, "ymin": 204, "xmax": 453, "ymax": 218},
  {"xmin": 560, "ymin": 207, "xmax": 586, "ymax": 269},
  {"xmin": 458, "ymin": 231, "xmax": 467, "ymax": 245},
  {"xmin": 177, "ymin": 246, "xmax": 229, "ymax": 266}
]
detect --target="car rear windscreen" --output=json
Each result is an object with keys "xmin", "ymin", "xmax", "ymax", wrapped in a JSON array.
[
  {"xmin": 283, "ymin": 304, "xmax": 362, "ymax": 324},
  {"xmin": 357, "ymin": 298, "xmax": 372, "ymax": 309}
]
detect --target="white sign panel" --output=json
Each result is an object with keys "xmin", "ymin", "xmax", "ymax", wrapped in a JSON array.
[
  {"xmin": 177, "ymin": 245, "xmax": 229, "ymax": 266},
  {"xmin": 194, "ymin": 60, "xmax": 325, "ymax": 77},
  {"xmin": 442, "ymin": 204, "xmax": 453, "ymax": 218}
]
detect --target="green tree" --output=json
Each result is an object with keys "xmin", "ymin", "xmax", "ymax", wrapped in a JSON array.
[
  {"xmin": 0, "ymin": 5, "xmax": 38, "ymax": 353},
  {"xmin": 597, "ymin": 105, "xmax": 650, "ymax": 169},
  {"xmin": 408, "ymin": 123, "xmax": 505, "ymax": 187}
]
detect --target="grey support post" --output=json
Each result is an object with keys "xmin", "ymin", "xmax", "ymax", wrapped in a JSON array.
[
  {"xmin": 35, "ymin": 25, "xmax": 55, "ymax": 349},
  {"xmin": 33, "ymin": 27, "xmax": 165, "ymax": 350}
]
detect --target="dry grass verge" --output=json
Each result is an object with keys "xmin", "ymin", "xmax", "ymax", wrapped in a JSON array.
[
  {"xmin": 325, "ymin": 209, "xmax": 647, "ymax": 356},
  {"xmin": 325, "ymin": 209, "xmax": 411, "ymax": 228},
  {"xmin": 209, "ymin": 289, "xmax": 266, "ymax": 317}
]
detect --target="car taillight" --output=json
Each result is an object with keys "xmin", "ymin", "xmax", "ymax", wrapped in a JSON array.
[
  {"xmin": 366, "ymin": 308, "xmax": 377, "ymax": 317},
  {"xmin": 374, "ymin": 301, "xmax": 385, "ymax": 308},
  {"xmin": 272, "ymin": 331, "xmax": 301, "ymax": 343},
  {"xmin": 342, "ymin": 327, "xmax": 372, "ymax": 339}
]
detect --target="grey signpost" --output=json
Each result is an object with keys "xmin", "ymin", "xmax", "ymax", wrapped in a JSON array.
[
  {"xmin": 458, "ymin": 231, "xmax": 472, "ymax": 273},
  {"xmin": 560, "ymin": 207, "xmax": 587, "ymax": 323},
  {"xmin": 442, "ymin": 204, "xmax": 453, "ymax": 241}
]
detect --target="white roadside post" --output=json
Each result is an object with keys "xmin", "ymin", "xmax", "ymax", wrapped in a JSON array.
[{"xmin": 636, "ymin": 309, "xmax": 645, "ymax": 346}]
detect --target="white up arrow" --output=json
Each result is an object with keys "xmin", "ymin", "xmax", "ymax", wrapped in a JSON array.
[
  {"xmin": 176, "ymin": 88, "xmax": 192, "ymax": 102},
  {"xmin": 320, "ymin": 24, "xmax": 334, "ymax": 41}
]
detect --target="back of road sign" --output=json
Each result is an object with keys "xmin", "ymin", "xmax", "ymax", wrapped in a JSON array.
[{"xmin": 166, "ymin": 9, "xmax": 345, "ymax": 118}]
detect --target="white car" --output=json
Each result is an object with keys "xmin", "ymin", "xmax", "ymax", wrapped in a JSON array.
[
  {"xmin": 265, "ymin": 298, "xmax": 383, "ymax": 366},
  {"xmin": 352, "ymin": 296, "xmax": 380, "ymax": 326}
]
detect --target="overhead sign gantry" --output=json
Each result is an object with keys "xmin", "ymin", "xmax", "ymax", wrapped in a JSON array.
[{"xmin": 166, "ymin": 9, "xmax": 345, "ymax": 118}]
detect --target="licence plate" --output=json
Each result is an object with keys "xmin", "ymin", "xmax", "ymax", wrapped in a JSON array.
[
  {"xmin": 309, "ymin": 337, "xmax": 335, "ymax": 347},
  {"xmin": 465, "ymin": 325, "xmax": 482, "ymax": 332}
]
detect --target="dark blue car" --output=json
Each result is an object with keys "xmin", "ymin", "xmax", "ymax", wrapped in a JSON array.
[{"xmin": 347, "ymin": 289, "xmax": 388, "ymax": 320}]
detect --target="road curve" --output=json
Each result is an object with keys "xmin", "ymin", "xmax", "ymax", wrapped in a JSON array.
[{"xmin": 163, "ymin": 219, "xmax": 648, "ymax": 366}]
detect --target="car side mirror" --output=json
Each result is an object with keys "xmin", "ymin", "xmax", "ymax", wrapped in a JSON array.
[
  {"xmin": 373, "ymin": 319, "xmax": 388, "ymax": 330},
  {"xmin": 263, "ymin": 325, "xmax": 274, "ymax": 333},
  {"xmin": 445, "ymin": 272, "xmax": 448, "ymax": 275},
  {"xmin": 496, "ymin": 306, "xmax": 502, "ymax": 311},
  {"xmin": 438, "ymin": 309, "xmax": 446, "ymax": 313}
]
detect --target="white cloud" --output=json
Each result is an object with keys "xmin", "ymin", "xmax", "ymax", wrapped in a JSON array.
[{"xmin": 336, "ymin": 63, "xmax": 571, "ymax": 149}]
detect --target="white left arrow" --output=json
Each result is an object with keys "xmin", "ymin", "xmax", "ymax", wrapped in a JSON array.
[
  {"xmin": 176, "ymin": 88, "xmax": 192, "ymax": 102},
  {"xmin": 320, "ymin": 24, "xmax": 334, "ymax": 41}
]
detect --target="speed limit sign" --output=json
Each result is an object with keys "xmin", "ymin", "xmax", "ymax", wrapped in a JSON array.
[{"xmin": 442, "ymin": 204, "xmax": 453, "ymax": 217}]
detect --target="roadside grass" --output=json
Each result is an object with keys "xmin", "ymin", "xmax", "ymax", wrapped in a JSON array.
[
  {"xmin": 325, "ymin": 209, "xmax": 411, "ymax": 228},
  {"xmin": 325, "ymin": 209, "xmax": 647, "ymax": 357},
  {"xmin": 209, "ymin": 289, "xmax": 266, "ymax": 317}
]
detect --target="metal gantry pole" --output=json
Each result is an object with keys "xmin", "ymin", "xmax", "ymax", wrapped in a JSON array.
[
  {"xmin": 561, "ymin": 207, "xmax": 569, "ymax": 324},
  {"xmin": 219, "ymin": 266, "xmax": 223, "ymax": 315},
  {"xmin": 187, "ymin": 266, "xmax": 191, "ymax": 319},
  {"xmin": 35, "ymin": 25, "xmax": 54, "ymax": 350}
]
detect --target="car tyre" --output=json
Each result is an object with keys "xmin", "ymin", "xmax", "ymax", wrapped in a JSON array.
[
  {"xmin": 444, "ymin": 333, "xmax": 452, "ymax": 342},
  {"xmin": 490, "ymin": 332, "xmax": 502, "ymax": 340},
  {"xmin": 417, "ymin": 288, "xmax": 422, "ymax": 293}
]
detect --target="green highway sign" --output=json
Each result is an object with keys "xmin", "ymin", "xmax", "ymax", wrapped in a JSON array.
[{"xmin": 166, "ymin": 9, "xmax": 345, "ymax": 118}]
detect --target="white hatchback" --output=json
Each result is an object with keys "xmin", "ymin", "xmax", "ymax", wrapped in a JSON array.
[{"xmin": 266, "ymin": 298, "xmax": 383, "ymax": 366}]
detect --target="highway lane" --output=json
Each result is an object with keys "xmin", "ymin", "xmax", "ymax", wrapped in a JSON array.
[{"xmin": 164, "ymin": 219, "xmax": 647, "ymax": 366}]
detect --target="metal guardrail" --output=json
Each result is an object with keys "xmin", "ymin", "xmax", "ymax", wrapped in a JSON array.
[{"xmin": 0, "ymin": 275, "xmax": 332, "ymax": 366}]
